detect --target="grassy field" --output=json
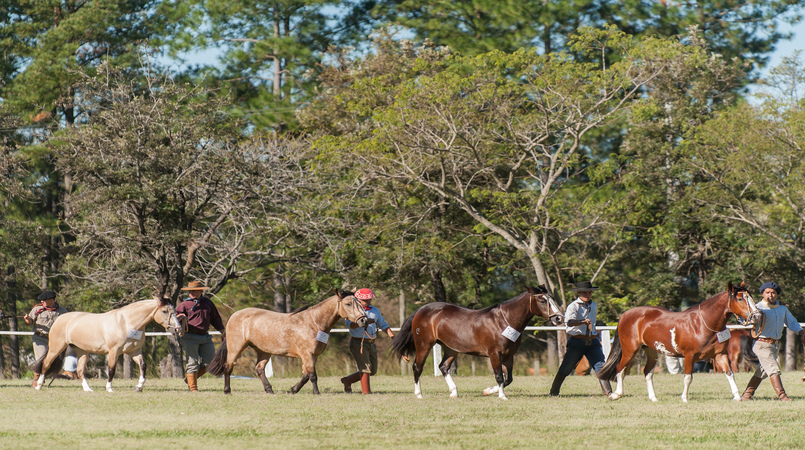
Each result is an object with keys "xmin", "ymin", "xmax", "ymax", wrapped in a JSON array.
[{"xmin": 2, "ymin": 371, "xmax": 805, "ymax": 449}]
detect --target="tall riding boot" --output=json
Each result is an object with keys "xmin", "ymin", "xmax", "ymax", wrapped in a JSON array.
[
  {"xmin": 360, "ymin": 373, "xmax": 371, "ymax": 394},
  {"xmin": 340, "ymin": 372, "xmax": 362, "ymax": 393},
  {"xmin": 769, "ymin": 374, "xmax": 791, "ymax": 401},
  {"xmin": 740, "ymin": 375, "xmax": 763, "ymax": 401},
  {"xmin": 550, "ymin": 374, "xmax": 566, "ymax": 397},
  {"xmin": 32, "ymin": 373, "xmax": 41, "ymax": 388},
  {"xmin": 599, "ymin": 379, "xmax": 612, "ymax": 397},
  {"xmin": 186, "ymin": 373, "xmax": 198, "ymax": 392}
]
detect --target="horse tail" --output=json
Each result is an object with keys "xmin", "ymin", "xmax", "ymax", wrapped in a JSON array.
[
  {"xmin": 207, "ymin": 338, "xmax": 228, "ymax": 376},
  {"xmin": 390, "ymin": 314, "xmax": 416, "ymax": 360},
  {"xmin": 596, "ymin": 334, "xmax": 622, "ymax": 381},
  {"xmin": 740, "ymin": 334, "xmax": 758, "ymax": 366},
  {"xmin": 33, "ymin": 352, "xmax": 64, "ymax": 379}
]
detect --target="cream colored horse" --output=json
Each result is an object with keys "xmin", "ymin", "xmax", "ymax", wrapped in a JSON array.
[
  {"xmin": 208, "ymin": 290, "xmax": 368, "ymax": 395},
  {"xmin": 35, "ymin": 297, "xmax": 185, "ymax": 392}
]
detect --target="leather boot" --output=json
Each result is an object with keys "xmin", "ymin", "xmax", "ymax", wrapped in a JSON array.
[
  {"xmin": 770, "ymin": 374, "xmax": 791, "ymax": 401},
  {"xmin": 32, "ymin": 373, "xmax": 41, "ymax": 388},
  {"xmin": 740, "ymin": 375, "xmax": 763, "ymax": 401},
  {"xmin": 550, "ymin": 374, "xmax": 566, "ymax": 397},
  {"xmin": 186, "ymin": 373, "xmax": 198, "ymax": 392},
  {"xmin": 599, "ymin": 379, "xmax": 612, "ymax": 397},
  {"xmin": 341, "ymin": 372, "xmax": 361, "ymax": 393},
  {"xmin": 360, "ymin": 373, "xmax": 371, "ymax": 394}
]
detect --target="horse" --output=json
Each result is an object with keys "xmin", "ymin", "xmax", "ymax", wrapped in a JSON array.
[
  {"xmin": 34, "ymin": 297, "xmax": 185, "ymax": 392},
  {"xmin": 710, "ymin": 328, "xmax": 757, "ymax": 374},
  {"xmin": 390, "ymin": 285, "xmax": 564, "ymax": 400},
  {"xmin": 207, "ymin": 290, "xmax": 368, "ymax": 395},
  {"xmin": 597, "ymin": 282, "xmax": 761, "ymax": 402}
]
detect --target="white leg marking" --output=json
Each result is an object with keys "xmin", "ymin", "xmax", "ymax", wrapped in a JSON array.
[
  {"xmin": 444, "ymin": 374, "xmax": 458, "ymax": 398},
  {"xmin": 482, "ymin": 385, "xmax": 499, "ymax": 396},
  {"xmin": 136, "ymin": 375, "xmax": 146, "ymax": 391},
  {"xmin": 35, "ymin": 374, "xmax": 45, "ymax": 391},
  {"xmin": 645, "ymin": 372, "xmax": 658, "ymax": 402},
  {"xmin": 725, "ymin": 371, "xmax": 740, "ymax": 401},
  {"xmin": 106, "ymin": 380, "xmax": 114, "ymax": 393},
  {"xmin": 681, "ymin": 374, "xmax": 692, "ymax": 403},
  {"xmin": 609, "ymin": 370, "xmax": 625, "ymax": 400},
  {"xmin": 498, "ymin": 383, "xmax": 507, "ymax": 400},
  {"xmin": 414, "ymin": 381, "xmax": 423, "ymax": 399},
  {"xmin": 82, "ymin": 378, "xmax": 94, "ymax": 392}
]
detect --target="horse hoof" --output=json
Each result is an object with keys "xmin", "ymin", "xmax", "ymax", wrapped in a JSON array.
[
  {"xmin": 650, "ymin": 397, "xmax": 658, "ymax": 403},
  {"xmin": 449, "ymin": 393, "xmax": 458, "ymax": 399},
  {"xmin": 133, "ymin": 386, "xmax": 143, "ymax": 393},
  {"xmin": 499, "ymin": 396, "xmax": 508, "ymax": 401},
  {"xmin": 608, "ymin": 393, "xmax": 621, "ymax": 401},
  {"xmin": 416, "ymin": 394, "xmax": 423, "ymax": 399},
  {"xmin": 107, "ymin": 388, "xmax": 114, "ymax": 393}
]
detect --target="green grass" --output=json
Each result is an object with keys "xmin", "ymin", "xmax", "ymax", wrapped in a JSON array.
[{"xmin": 1, "ymin": 371, "xmax": 804, "ymax": 449}]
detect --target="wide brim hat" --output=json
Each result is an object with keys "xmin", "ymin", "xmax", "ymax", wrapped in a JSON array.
[
  {"xmin": 37, "ymin": 290, "xmax": 57, "ymax": 300},
  {"xmin": 570, "ymin": 281, "xmax": 599, "ymax": 292},
  {"xmin": 180, "ymin": 280, "xmax": 211, "ymax": 291},
  {"xmin": 355, "ymin": 288, "xmax": 375, "ymax": 300}
]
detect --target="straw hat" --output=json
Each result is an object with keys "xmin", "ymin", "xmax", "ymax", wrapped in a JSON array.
[{"xmin": 180, "ymin": 280, "xmax": 211, "ymax": 291}]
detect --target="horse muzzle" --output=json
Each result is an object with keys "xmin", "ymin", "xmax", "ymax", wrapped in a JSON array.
[
  {"xmin": 356, "ymin": 316, "xmax": 369, "ymax": 328},
  {"xmin": 550, "ymin": 314, "xmax": 564, "ymax": 326}
]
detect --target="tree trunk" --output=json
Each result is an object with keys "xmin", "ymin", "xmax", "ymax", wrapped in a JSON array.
[
  {"xmin": 785, "ymin": 328, "xmax": 796, "ymax": 372},
  {"xmin": 123, "ymin": 353, "xmax": 133, "ymax": 379},
  {"xmin": 546, "ymin": 332, "xmax": 558, "ymax": 372},
  {"xmin": 273, "ymin": 269, "xmax": 286, "ymax": 313},
  {"xmin": 430, "ymin": 268, "xmax": 447, "ymax": 303},
  {"xmin": 6, "ymin": 266, "xmax": 20, "ymax": 378},
  {"xmin": 167, "ymin": 335, "xmax": 183, "ymax": 377}
]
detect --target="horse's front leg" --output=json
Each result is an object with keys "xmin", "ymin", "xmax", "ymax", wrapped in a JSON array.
[
  {"xmin": 680, "ymin": 356, "xmax": 695, "ymax": 402},
  {"xmin": 714, "ymin": 353, "xmax": 740, "ymax": 401},
  {"xmin": 253, "ymin": 352, "xmax": 274, "ymax": 394},
  {"xmin": 132, "ymin": 352, "xmax": 146, "ymax": 392},
  {"xmin": 438, "ymin": 351, "xmax": 459, "ymax": 399},
  {"xmin": 487, "ymin": 353, "xmax": 508, "ymax": 400},
  {"xmin": 289, "ymin": 372, "xmax": 310, "ymax": 394},
  {"xmin": 74, "ymin": 350, "xmax": 93, "ymax": 392},
  {"xmin": 482, "ymin": 356, "xmax": 514, "ymax": 397}
]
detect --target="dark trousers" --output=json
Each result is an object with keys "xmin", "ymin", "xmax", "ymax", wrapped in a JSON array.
[{"xmin": 550, "ymin": 337, "xmax": 606, "ymax": 395}]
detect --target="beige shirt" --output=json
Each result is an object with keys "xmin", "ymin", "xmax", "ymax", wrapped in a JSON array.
[{"xmin": 29, "ymin": 305, "xmax": 68, "ymax": 335}]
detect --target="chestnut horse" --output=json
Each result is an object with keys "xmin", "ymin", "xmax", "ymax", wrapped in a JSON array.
[
  {"xmin": 207, "ymin": 290, "xmax": 368, "ymax": 395},
  {"xmin": 35, "ymin": 297, "xmax": 185, "ymax": 392},
  {"xmin": 597, "ymin": 282, "xmax": 760, "ymax": 402},
  {"xmin": 711, "ymin": 329, "xmax": 757, "ymax": 374},
  {"xmin": 390, "ymin": 286, "xmax": 563, "ymax": 400}
]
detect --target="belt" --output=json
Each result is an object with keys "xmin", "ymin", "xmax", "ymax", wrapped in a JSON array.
[
  {"xmin": 186, "ymin": 329, "xmax": 208, "ymax": 336},
  {"xmin": 570, "ymin": 335, "xmax": 595, "ymax": 340},
  {"xmin": 34, "ymin": 331, "xmax": 49, "ymax": 338},
  {"xmin": 352, "ymin": 337, "xmax": 375, "ymax": 342},
  {"xmin": 757, "ymin": 337, "xmax": 779, "ymax": 344}
]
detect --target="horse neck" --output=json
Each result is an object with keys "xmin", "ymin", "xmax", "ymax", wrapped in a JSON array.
[
  {"xmin": 696, "ymin": 291, "xmax": 731, "ymax": 330},
  {"xmin": 121, "ymin": 299, "xmax": 161, "ymax": 330},
  {"xmin": 306, "ymin": 296, "xmax": 341, "ymax": 331},
  {"xmin": 499, "ymin": 293, "xmax": 534, "ymax": 330}
]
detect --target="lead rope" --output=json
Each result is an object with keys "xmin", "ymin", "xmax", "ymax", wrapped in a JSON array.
[{"xmin": 697, "ymin": 300, "xmax": 722, "ymax": 333}]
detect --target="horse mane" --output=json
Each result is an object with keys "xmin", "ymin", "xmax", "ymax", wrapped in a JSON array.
[
  {"xmin": 479, "ymin": 290, "xmax": 531, "ymax": 313},
  {"xmin": 290, "ymin": 305, "xmax": 311, "ymax": 315}
]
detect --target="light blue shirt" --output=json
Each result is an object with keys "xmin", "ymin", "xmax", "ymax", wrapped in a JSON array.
[
  {"xmin": 565, "ymin": 298, "xmax": 597, "ymax": 337},
  {"xmin": 345, "ymin": 305, "xmax": 389, "ymax": 339},
  {"xmin": 758, "ymin": 301, "xmax": 802, "ymax": 340}
]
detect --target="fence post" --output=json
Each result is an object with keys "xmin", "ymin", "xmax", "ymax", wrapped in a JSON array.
[
  {"xmin": 602, "ymin": 329, "xmax": 611, "ymax": 359},
  {"xmin": 433, "ymin": 344, "xmax": 442, "ymax": 376}
]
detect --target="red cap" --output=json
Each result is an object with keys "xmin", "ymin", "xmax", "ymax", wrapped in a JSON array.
[{"xmin": 355, "ymin": 288, "xmax": 375, "ymax": 300}]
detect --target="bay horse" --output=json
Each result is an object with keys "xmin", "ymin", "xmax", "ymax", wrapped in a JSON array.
[
  {"xmin": 597, "ymin": 282, "xmax": 761, "ymax": 402},
  {"xmin": 207, "ymin": 290, "xmax": 368, "ymax": 395},
  {"xmin": 390, "ymin": 285, "xmax": 563, "ymax": 400},
  {"xmin": 35, "ymin": 297, "xmax": 185, "ymax": 392}
]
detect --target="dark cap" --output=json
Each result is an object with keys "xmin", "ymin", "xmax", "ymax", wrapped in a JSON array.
[
  {"xmin": 37, "ymin": 290, "xmax": 57, "ymax": 301},
  {"xmin": 758, "ymin": 282, "xmax": 781, "ymax": 295}
]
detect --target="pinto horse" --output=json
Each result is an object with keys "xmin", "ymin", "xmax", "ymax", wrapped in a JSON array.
[
  {"xmin": 207, "ymin": 290, "xmax": 368, "ymax": 395},
  {"xmin": 35, "ymin": 297, "xmax": 185, "ymax": 392},
  {"xmin": 390, "ymin": 286, "xmax": 563, "ymax": 400},
  {"xmin": 597, "ymin": 282, "xmax": 760, "ymax": 402}
]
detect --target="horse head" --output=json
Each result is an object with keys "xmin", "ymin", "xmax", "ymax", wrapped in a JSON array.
[
  {"xmin": 154, "ymin": 297, "xmax": 186, "ymax": 338},
  {"xmin": 336, "ymin": 290, "xmax": 369, "ymax": 328},
  {"xmin": 728, "ymin": 281, "xmax": 762, "ymax": 329},
  {"xmin": 527, "ymin": 285, "xmax": 564, "ymax": 326}
]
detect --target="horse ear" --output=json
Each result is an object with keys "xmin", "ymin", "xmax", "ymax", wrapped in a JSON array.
[
  {"xmin": 740, "ymin": 281, "xmax": 746, "ymax": 289},
  {"xmin": 728, "ymin": 281, "xmax": 734, "ymax": 292},
  {"xmin": 335, "ymin": 289, "xmax": 344, "ymax": 299}
]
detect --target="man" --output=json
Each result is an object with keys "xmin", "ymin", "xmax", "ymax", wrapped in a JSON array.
[
  {"xmin": 24, "ymin": 290, "xmax": 68, "ymax": 387},
  {"xmin": 176, "ymin": 280, "xmax": 225, "ymax": 392},
  {"xmin": 740, "ymin": 281, "xmax": 805, "ymax": 401},
  {"xmin": 550, "ymin": 280, "xmax": 611, "ymax": 397},
  {"xmin": 341, "ymin": 288, "xmax": 394, "ymax": 394}
]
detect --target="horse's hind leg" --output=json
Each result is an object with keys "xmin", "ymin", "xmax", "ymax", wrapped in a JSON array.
[
  {"xmin": 253, "ymin": 350, "xmax": 274, "ymax": 394},
  {"xmin": 610, "ymin": 341, "xmax": 641, "ymax": 400},
  {"xmin": 438, "ymin": 350, "xmax": 459, "ymax": 398},
  {"xmin": 643, "ymin": 348, "xmax": 659, "ymax": 402},
  {"xmin": 131, "ymin": 352, "xmax": 146, "ymax": 392},
  {"xmin": 35, "ymin": 342, "xmax": 69, "ymax": 390},
  {"xmin": 411, "ymin": 344, "xmax": 432, "ymax": 399}
]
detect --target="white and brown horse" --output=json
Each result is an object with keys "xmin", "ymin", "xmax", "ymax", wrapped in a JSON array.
[
  {"xmin": 207, "ymin": 290, "xmax": 368, "ymax": 395},
  {"xmin": 35, "ymin": 297, "xmax": 185, "ymax": 392}
]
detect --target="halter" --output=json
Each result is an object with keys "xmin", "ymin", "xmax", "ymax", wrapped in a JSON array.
[
  {"xmin": 698, "ymin": 287, "xmax": 759, "ymax": 333},
  {"xmin": 529, "ymin": 293, "xmax": 563, "ymax": 323}
]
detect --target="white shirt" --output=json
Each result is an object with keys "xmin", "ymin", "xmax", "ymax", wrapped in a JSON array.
[{"xmin": 565, "ymin": 298, "xmax": 597, "ymax": 337}]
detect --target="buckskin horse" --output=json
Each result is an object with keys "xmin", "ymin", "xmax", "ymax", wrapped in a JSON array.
[
  {"xmin": 35, "ymin": 296, "xmax": 185, "ymax": 392},
  {"xmin": 390, "ymin": 286, "xmax": 563, "ymax": 400},
  {"xmin": 597, "ymin": 282, "xmax": 761, "ymax": 402},
  {"xmin": 207, "ymin": 290, "xmax": 368, "ymax": 395}
]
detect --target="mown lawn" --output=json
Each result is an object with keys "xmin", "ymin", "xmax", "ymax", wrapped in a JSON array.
[{"xmin": 1, "ymin": 371, "xmax": 803, "ymax": 449}]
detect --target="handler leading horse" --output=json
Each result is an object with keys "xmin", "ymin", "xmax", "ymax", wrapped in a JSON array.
[
  {"xmin": 597, "ymin": 282, "xmax": 760, "ymax": 402},
  {"xmin": 207, "ymin": 290, "xmax": 368, "ymax": 395},
  {"xmin": 35, "ymin": 296, "xmax": 185, "ymax": 392},
  {"xmin": 391, "ymin": 286, "xmax": 563, "ymax": 400}
]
